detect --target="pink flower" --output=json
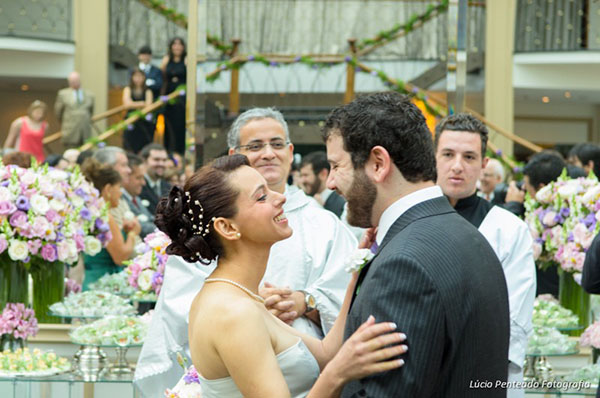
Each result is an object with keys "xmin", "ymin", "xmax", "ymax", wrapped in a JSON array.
[
  {"xmin": 0, "ymin": 235, "xmax": 8, "ymax": 254},
  {"xmin": 27, "ymin": 240, "xmax": 42, "ymax": 256},
  {"xmin": 542, "ymin": 211, "xmax": 557, "ymax": 227},
  {"xmin": 40, "ymin": 244, "xmax": 58, "ymax": 262},
  {"xmin": 532, "ymin": 242, "xmax": 542, "ymax": 260},
  {"xmin": 573, "ymin": 223, "xmax": 594, "ymax": 249},
  {"xmin": 0, "ymin": 201, "xmax": 16, "ymax": 215}
]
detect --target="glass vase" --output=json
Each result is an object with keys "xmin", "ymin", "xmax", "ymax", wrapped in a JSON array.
[
  {"xmin": 593, "ymin": 348, "xmax": 600, "ymax": 364},
  {"xmin": 0, "ymin": 335, "xmax": 25, "ymax": 352},
  {"xmin": 30, "ymin": 261, "xmax": 65, "ymax": 323},
  {"xmin": 558, "ymin": 269, "xmax": 590, "ymax": 336},
  {"xmin": 0, "ymin": 260, "xmax": 29, "ymax": 310}
]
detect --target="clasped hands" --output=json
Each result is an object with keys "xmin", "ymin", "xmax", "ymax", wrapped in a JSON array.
[{"xmin": 259, "ymin": 282, "xmax": 304, "ymax": 325}]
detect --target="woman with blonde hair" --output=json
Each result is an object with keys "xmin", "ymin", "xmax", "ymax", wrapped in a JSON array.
[{"xmin": 4, "ymin": 100, "xmax": 48, "ymax": 163}]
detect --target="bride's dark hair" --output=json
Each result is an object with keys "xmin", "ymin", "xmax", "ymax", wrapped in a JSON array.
[{"xmin": 155, "ymin": 154, "xmax": 250, "ymax": 264}]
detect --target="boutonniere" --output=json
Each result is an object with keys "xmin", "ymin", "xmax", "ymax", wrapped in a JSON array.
[{"xmin": 345, "ymin": 248, "xmax": 375, "ymax": 273}]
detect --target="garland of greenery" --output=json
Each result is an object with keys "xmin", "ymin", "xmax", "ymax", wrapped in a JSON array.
[
  {"xmin": 138, "ymin": 0, "xmax": 187, "ymax": 27},
  {"xmin": 207, "ymin": 33, "xmax": 234, "ymax": 54},
  {"xmin": 357, "ymin": 0, "xmax": 449, "ymax": 51}
]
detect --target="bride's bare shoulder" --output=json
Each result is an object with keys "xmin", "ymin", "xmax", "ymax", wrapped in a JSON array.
[{"xmin": 190, "ymin": 289, "xmax": 266, "ymax": 332}]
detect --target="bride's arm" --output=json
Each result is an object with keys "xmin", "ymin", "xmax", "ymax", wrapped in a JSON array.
[{"xmin": 210, "ymin": 302, "xmax": 292, "ymax": 398}]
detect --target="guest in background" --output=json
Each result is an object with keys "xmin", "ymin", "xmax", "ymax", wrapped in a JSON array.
[
  {"xmin": 478, "ymin": 158, "xmax": 507, "ymax": 205},
  {"xmin": 122, "ymin": 67, "xmax": 154, "ymax": 154},
  {"xmin": 160, "ymin": 37, "xmax": 187, "ymax": 155},
  {"xmin": 63, "ymin": 148, "xmax": 80, "ymax": 168},
  {"xmin": 2, "ymin": 151, "xmax": 32, "ymax": 168},
  {"xmin": 4, "ymin": 100, "xmax": 48, "ymax": 163},
  {"xmin": 137, "ymin": 45, "xmax": 163, "ymax": 100},
  {"xmin": 299, "ymin": 151, "xmax": 346, "ymax": 218},
  {"xmin": 76, "ymin": 149, "xmax": 94, "ymax": 165},
  {"xmin": 571, "ymin": 143, "xmax": 600, "ymax": 177},
  {"xmin": 122, "ymin": 153, "xmax": 156, "ymax": 238},
  {"xmin": 139, "ymin": 143, "xmax": 171, "ymax": 214},
  {"xmin": 55, "ymin": 71, "xmax": 95, "ymax": 149},
  {"xmin": 44, "ymin": 154, "xmax": 69, "ymax": 170},
  {"xmin": 81, "ymin": 158, "xmax": 140, "ymax": 290}
]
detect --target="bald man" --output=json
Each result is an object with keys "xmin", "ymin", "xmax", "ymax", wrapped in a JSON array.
[
  {"xmin": 478, "ymin": 158, "xmax": 507, "ymax": 205},
  {"xmin": 55, "ymin": 71, "xmax": 95, "ymax": 149}
]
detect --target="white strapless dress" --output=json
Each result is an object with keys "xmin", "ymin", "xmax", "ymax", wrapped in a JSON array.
[{"xmin": 198, "ymin": 339, "xmax": 319, "ymax": 398}]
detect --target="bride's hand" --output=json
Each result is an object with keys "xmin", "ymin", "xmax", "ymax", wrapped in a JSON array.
[
  {"xmin": 358, "ymin": 227, "xmax": 378, "ymax": 250},
  {"xmin": 323, "ymin": 315, "xmax": 406, "ymax": 383}
]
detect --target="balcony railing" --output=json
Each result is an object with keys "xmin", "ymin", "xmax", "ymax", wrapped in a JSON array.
[{"xmin": 0, "ymin": 0, "xmax": 72, "ymax": 42}]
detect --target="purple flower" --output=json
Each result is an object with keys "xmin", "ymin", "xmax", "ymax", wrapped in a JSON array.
[
  {"xmin": 411, "ymin": 87, "xmax": 419, "ymax": 94},
  {"xmin": 370, "ymin": 70, "xmax": 378, "ymax": 76},
  {"xmin": 127, "ymin": 124, "xmax": 134, "ymax": 131},
  {"xmin": 183, "ymin": 366, "xmax": 199, "ymax": 384},
  {"xmin": 16, "ymin": 195, "xmax": 29, "ymax": 211},
  {"xmin": 95, "ymin": 218, "xmax": 110, "ymax": 233},
  {"xmin": 354, "ymin": 66, "xmax": 361, "ymax": 72},
  {"xmin": 219, "ymin": 64, "xmax": 227, "ymax": 70},
  {"xmin": 568, "ymin": 232, "xmax": 575, "ymax": 242},
  {"xmin": 9, "ymin": 211, "xmax": 28, "ymax": 228},
  {"xmin": 269, "ymin": 61, "xmax": 278, "ymax": 67},
  {"xmin": 80, "ymin": 208, "xmax": 92, "ymax": 221},
  {"xmin": 294, "ymin": 56, "xmax": 302, "ymax": 62},
  {"xmin": 583, "ymin": 213, "xmax": 596, "ymax": 228},
  {"xmin": 145, "ymin": 113, "xmax": 153, "ymax": 122},
  {"xmin": 98, "ymin": 142, "xmax": 106, "ymax": 148},
  {"xmin": 179, "ymin": 89, "xmax": 186, "ymax": 96},
  {"xmin": 40, "ymin": 244, "xmax": 57, "ymax": 262},
  {"xmin": 344, "ymin": 56, "xmax": 352, "ymax": 62},
  {"xmin": 560, "ymin": 207, "xmax": 570, "ymax": 219},
  {"xmin": 0, "ymin": 181, "xmax": 8, "ymax": 187},
  {"xmin": 46, "ymin": 209, "xmax": 59, "ymax": 223},
  {"xmin": 513, "ymin": 167, "xmax": 522, "ymax": 174},
  {"xmin": 159, "ymin": 95, "xmax": 169, "ymax": 103},
  {"xmin": 495, "ymin": 149, "xmax": 503, "ymax": 156},
  {"xmin": 535, "ymin": 237, "xmax": 544, "ymax": 245},
  {"xmin": 0, "ymin": 201, "xmax": 16, "ymax": 216},
  {"xmin": 247, "ymin": 55, "xmax": 255, "ymax": 61},
  {"xmin": 75, "ymin": 187, "xmax": 87, "ymax": 198}
]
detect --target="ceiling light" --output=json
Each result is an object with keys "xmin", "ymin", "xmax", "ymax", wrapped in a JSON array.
[
  {"xmin": 20, "ymin": 84, "xmax": 29, "ymax": 91},
  {"xmin": 542, "ymin": 96, "xmax": 550, "ymax": 103},
  {"xmin": 564, "ymin": 91, "xmax": 571, "ymax": 98}
]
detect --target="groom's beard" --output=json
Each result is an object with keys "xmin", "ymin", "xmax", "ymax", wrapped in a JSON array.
[{"xmin": 346, "ymin": 168, "xmax": 377, "ymax": 228}]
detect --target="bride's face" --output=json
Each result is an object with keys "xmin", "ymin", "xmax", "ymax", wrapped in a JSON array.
[{"xmin": 229, "ymin": 166, "xmax": 292, "ymax": 243}]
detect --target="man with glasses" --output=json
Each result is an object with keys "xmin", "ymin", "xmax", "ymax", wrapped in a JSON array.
[
  {"xmin": 227, "ymin": 108, "xmax": 356, "ymax": 336},
  {"xmin": 135, "ymin": 108, "xmax": 357, "ymax": 395}
]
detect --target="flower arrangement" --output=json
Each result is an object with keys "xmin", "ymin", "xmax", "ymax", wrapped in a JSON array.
[
  {"xmin": 344, "ymin": 248, "xmax": 375, "ymax": 273},
  {"xmin": 0, "ymin": 162, "xmax": 111, "ymax": 268},
  {"xmin": 70, "ymin": 315, "xmax": 148, "ymax": 346},
  {"xmin": 524, "ymin": 170, "xmax": 600, "ymax": 273},
  {"xmin": 125, "ymin": 231, "xmax": 170, "ymax": 300},
  {"xmin": 528, "ymin": 326, "xmax": 578, "ymax": 355},
  {"xmin": 88, "ymin": 271, "xmax": 135, "ymax": 297},
  {"xmin": 0, "ymin": 347, "xmax": 70, "ymax": 376},
  {"xmin": 64, "ymin": 278, "xmax": 82, "ymax": 297},
  {"xmin": 164, "ymin": 352, "xmax": 202, "ymax": 398},
  {"xmin": 49, "ymin": 291, "xmax": 135, "ymax": 318},
  {"xmin": 580, "ymin": 322, "xmax": 600, "ymax": 350},
  {"xmin": 532, "ymin": 296, "xmax": 579, "ymax": 329},
  {"xmin": 0, "ymin": 303, "xmax": 38, "ymax": 340}
]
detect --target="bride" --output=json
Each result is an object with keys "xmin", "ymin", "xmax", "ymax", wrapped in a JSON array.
[{"xmin": 155, "ymin": 154, "xmax": 406, "ymax": 397}]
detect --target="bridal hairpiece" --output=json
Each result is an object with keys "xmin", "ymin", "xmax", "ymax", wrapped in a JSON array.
[{"xmin": 183, "ymin": 191, "xmax": 215, "ymax": 237}]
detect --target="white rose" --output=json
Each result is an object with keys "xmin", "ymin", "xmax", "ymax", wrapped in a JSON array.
[
  {"xmin": 8, "ymin": 239, "xmax": 29, "ymax": 261},
  {"xmin": 535, "ymin": 185, "xmax": 553, "ymax": 203},
  {"xmin": 137, "ymin": 214, "xmax": 149, "ymax": 223},
  {"xmin": 137, "ymin": 269, "xmax": 155, "ymax": 291},
  {"xmin": 0, "ymin": 187, "xmax": 13, "ymax": 202},
  {"xmin": 344, "ymin": 248, "xmax": 375, "ymax": 273},
  {"xmin": 30, "ymin": 194, "xmax": 50, "ymax": 214},
  {"xmin": 542, "ymin": 211, "xmax": 557, "ymax": 227},
  {"xmin": 582, "ymin": 185, "xmax": 600, "ymax": 206},
  {"xmin": 141, "ymin": 199, "xmax": 150, "ymax": 208},
  {"xmin": 49, "ymin": 199, "xmax": 66, "ymax": 212},
  {"xmin": 557, "ymin": 181, "xmax": 579, "ymax": 198},
  {"xmin": 39, "ymin": 181, "xmax": 55, "ymax": 196},
  {"xmin": 48, "ymin": 169, "xmax": 68, "ymax": 181},
  {"xmin": 70, "ymin": 195, "xmax": 84, "ymax": 208},
  {"xmin": 124, "ymin": 211, "xmax": 135, "ymax": 221},
  {"xmin": 57, "ymin": 240, "xmax": 78, "ymax": 264},
  {"xmin": 83, "ymin": 236, "xmax": 102, "ymax": 256},
  {"xmin": 20, "ymin": 171, "xmax": 37, "ymax": 186}
]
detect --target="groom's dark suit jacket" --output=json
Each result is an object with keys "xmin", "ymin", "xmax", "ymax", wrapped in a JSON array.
[{"xmin": 342, "ymin": 196, "xmax": 510, "ymax": 398}]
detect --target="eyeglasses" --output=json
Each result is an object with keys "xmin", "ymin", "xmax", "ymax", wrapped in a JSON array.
[{"xmin": 236, "ymin": 140, "xmax": 290, "ymax": 152}]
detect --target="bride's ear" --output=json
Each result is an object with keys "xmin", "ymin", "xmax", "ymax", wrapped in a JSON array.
[{"xmin": 212, "ymin": 217, "xmax": 241, "ymax": 241}]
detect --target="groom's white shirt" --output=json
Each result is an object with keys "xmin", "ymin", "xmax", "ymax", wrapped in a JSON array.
[
  {"xmin": 134, "ymin": 185, "xmax": 356, "ymax": 397},
  {"xmin": 375, "ymin": 185, "xmax": 443, "ymax": 245}
]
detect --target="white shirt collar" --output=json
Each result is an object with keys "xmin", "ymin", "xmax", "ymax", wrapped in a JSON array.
[{"xmin": 375, "ymin": 185, "xmax": 443, "ymax": 245}]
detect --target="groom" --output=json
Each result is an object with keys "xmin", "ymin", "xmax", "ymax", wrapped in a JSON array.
[{"xmin": 323, "ymin": 92, "xmax": 510, "ymax": 397}]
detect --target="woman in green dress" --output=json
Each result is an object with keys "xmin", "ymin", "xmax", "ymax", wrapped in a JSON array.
[{"xmin": 81, "ymin": 158, "xmax": 141, "ymax": 290}]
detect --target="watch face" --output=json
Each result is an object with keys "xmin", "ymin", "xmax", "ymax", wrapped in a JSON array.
[{"xmin": 307, "ymin": 294, "xmax": 316, "ymax": 308}]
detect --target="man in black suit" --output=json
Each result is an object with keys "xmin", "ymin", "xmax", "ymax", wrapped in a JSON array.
[
  {"xmin": 122, "ymin": 153, "xmax": 156, "ymax": 238},
  {"xmin": 139, "ymin": 143, "xmax": 171, "ymax": 215},
  {"xmin": 299, "ymin": 151, "xmax": 346, "ymax": 218},
  {"xmin": 322, "ymin": 92, "xmax": 510, "ymax": 397},
  {"xmin": 137, "ymin": 45, "xmax": 163, "ymax": 101}
]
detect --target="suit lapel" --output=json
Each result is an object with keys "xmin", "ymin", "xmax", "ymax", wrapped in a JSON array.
[{"xmin": 349, "ymin": 196, "xmax": 455, "ymax": 309}]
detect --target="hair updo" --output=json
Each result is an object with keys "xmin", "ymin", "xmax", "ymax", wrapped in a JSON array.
[
  {"xmin": 81, "ymin": 157, "xmax": 121, "ymax": 192},
  {"xmin": 155, "ymin": 154, "xmax": 250, "ymax": 264}
]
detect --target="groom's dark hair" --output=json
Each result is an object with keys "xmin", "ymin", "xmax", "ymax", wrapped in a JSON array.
[{"xmin": 322, "ymin": 91, "xmax": 436, "ymax": 183}]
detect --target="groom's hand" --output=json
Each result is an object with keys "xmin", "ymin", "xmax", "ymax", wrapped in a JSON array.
[{"xmin": 260, "ymin": 282, "xmax": 297, "ymax": 324}]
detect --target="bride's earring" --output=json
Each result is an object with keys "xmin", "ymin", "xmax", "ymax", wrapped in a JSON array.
[{"xmin": 236, "ymin": 232, "xmax": 241, "ymax": 238}]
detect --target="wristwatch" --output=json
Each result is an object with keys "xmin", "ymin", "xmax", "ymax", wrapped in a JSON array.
[{"xmin": 299, "ymin": 290, "xmax": 316, "ymax": 313}]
